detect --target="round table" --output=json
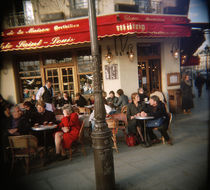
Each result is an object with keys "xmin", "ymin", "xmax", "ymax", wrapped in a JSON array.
[{"xmin": 134, "ymin": 116, "xmax": 154, "ymax": 147}]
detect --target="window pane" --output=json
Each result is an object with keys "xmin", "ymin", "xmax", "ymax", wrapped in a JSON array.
[{"xmin": 79, "ymin": 74, "xmax": 93, "ymax": 94}]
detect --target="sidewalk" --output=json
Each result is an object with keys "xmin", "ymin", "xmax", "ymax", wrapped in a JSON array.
[{"xmin": 11, "ymin": 89, "xmax": 209, "ymax": 190}]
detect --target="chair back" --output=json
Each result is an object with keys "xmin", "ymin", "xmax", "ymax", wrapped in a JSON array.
[
  {"xmin": 106, "ymin": 118, "xmax": 118, "ymax": 129},
  {"xmin": 78, "ymin": 121, "xmax": 85, "ymax": 142},
  {"xmin": 9, "ymin": 135, "xmax": 38, "ymax": 149},
  {"xmin": 121, "ymin": 105, "xmax": 127, "ymax": 114},
  {"xmin": 78, "ymin": 107, "xmax": 88, "ymax": 114},
  {"xmin": 111, "ymin": 113, "xmax": 128, "ymax": 126}
]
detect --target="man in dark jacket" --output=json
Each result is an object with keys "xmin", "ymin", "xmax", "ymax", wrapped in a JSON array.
[
  {"xmin": 8, "ymin": 105, "xmax": 31, "ymax": 136},
  {"xmin": 36, "ymin": 80, "xmax": 54, "ymax": 112},
  {"xmin": 195, "ymin": 72, "xmax": 205, "ymax": 98},
  {"xmin": 142, "ymin": 95, "xmax": 172, "ymax": 145}
]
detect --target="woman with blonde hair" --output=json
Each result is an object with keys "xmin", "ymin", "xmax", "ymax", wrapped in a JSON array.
[
  {"xmin": 54, "ymin": 105, "xmax": 81, "ymax": 160},
  {"xmin": 126, "ymin": 92, "xmax": 144, "ymax": 143}
]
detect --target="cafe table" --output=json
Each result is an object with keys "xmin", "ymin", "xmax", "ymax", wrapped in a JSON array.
[
  {"xmin": 134, "ymin": 116, "xmax": 154, "ymax": 147},
  {"xmin": 32, "ymin": 124, "xmax": 57, "ymax": 152}
]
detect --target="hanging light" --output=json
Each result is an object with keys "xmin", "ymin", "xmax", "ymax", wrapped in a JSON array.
[
  {"xmin": 105, "ymin": 46, "xmax": 113, "ymax": 63},
  {"xmin": 171, "ymin": 43, "xmax": 179, "ymax": 59},
  {"xmin": 127, "ymin": 44, "xmax": 134, "ymax": 62}
]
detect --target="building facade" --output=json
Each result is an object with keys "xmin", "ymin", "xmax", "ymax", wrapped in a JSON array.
[{"xmin": 0, "ymin": 0, "xmax": 191, "ymax": 104}]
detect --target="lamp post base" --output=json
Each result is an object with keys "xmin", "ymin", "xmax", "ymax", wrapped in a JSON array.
[{"xmin": 92, "ymin": 122, "xmax": 115, "ymax": 190}]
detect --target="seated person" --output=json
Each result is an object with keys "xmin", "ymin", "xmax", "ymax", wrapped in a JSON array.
[
  {"xmin": 23, "ymin": 101, "xmax": 37, "ymax": 123},
  {"xmin": 59, "ymin": 92, "xmax": 73, "ymax": 107},
  {"xmin": 32, "ymin": 101, "xmax": 56, "ymax": 147},
  {"xmin": 106, "ymin": 91, "xmax": 118, "ymax": 108},
  {"xmin": 32, "ymin": 101, "xmax": 56, "ymax": 125},
  {"xmin": 126, "ymin": 93, "xmax": 144, "ymax": 143},
  {"xmin": 141, "ymin": 95, "xmax": 172, "ymax": 145},
  {"xmin": 8, "ymin": 105, "xmax": 31, "ymax": 136},
  {"xmin": 74, "ymin": 93, "xmax": 87, "ymax": 107},
  {"xmin": 89, "ymin": 99, "xmax": 113, "ymax": 130},
  {"xmin": 54, "ymin": 105, "xmax": 81, "ymax": 160},
  {"xmin": 0, "ymin": 105, "xmax": 12, "ymax": 151},
  {"xmin": 114, "ymin": 89, "xmax": 129, "ymax": 112},
  {"xmin": 138, "ymin": 87, "xmax": 148, "ymax": 103}
]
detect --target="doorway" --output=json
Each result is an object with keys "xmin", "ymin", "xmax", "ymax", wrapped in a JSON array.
[
  {"xmin": 137, "ymin": 43, "xmax": 161, "ymax": 94},
  {"xmin": 45, "ymin": 66, "xmax": 77, "ymax": 97}
]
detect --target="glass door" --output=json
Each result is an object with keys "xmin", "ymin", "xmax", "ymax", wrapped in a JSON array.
[
  {"xmin": 45, "ymin": 68, "xmax": 60, "ymax": 95},
  {"xmin": 60, "ymin": 67, "xmax": 75, "ymax": 97},
  {"xmin": 148, "ymin": 59, "xmax": 161, "ymax": 92},
  {"xmin": 45, "ymin": 67, "xmax": 76, "ymax": 97},
  {"xmin": 138, "ymin": 59, "xmax": 161, "ymax": 94},
  {"xmin": 138, "ymin": 60, "xmax": 150, "ymax": 93}
]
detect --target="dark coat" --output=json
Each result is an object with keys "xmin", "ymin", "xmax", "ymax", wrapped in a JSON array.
[
  {"xmin": 195, "ymin": 75, "xmax": 205, "ymax": 89},
  {"xmin": 143, "ymin": 101, "xmax": 168, "ymax": 119},
  {"xmin": 75, "ymin": 95, "xmax": 87, "ymax": 107},
  {"xmin": 181, "ymin": 80, "xmax": 194, "ymax": 110},
  {"xmin": 114, "ymin": 94, "xmax": 129, "ymax": 109},
  {"xmin": 126, "ymin": 102, "xmax": 144, "ymax": 134},
  {"xmin": 59, "ymin": 97, "xmax": 73, "ymax": 107},
  {"xmin": 32, "ymin": 110, "xmax": 56, "ymax": 125}
]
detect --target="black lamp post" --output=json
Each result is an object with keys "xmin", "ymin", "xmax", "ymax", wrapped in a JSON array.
[{"xmin": 87, "ymin": 1, "xmax": 115, "ymax": 190}]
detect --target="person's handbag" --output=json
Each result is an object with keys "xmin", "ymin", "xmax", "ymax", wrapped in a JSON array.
[
  {"xmin": 126, "ymin": 135, "xmax": 138, "ymax": 146},
  {"xmin": 146, "ymin": 117, "xmax": 166, "ymax": 128}
]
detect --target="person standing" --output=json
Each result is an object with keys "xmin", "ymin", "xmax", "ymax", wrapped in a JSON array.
[
  {"xmin": 181, "ymin": 74, "xmax": 194, "ymax": 114},
  {"xmin": 138, "ymin": 87, "xmax": 148, "ymax": 103},
  {"xmin": 195, "ymin": 72, "xmax": 205, "ymax": 98},
  {"xmin": 36, "ymin": 80, "xmax": 54, "ymax": 112}
]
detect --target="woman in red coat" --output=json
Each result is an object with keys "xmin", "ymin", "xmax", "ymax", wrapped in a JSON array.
[{"xmin": 54, "ymin": 105, "xmax": 81, "ymax": 160}]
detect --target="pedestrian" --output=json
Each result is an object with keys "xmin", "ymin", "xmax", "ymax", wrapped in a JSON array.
[
  {"xmin": 194, "ymin": 72, "xmax": 205, "ymax": 98},
  {"xmin": 181, "ymin": 74, "xmax": 194, "ymax": 114},
  {"xmin": 36, "ymin": 80, "xmax": 54, "ymax": 112}
]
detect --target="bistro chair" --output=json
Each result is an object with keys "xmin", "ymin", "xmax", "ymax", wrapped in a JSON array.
[
  {"xmin": 8, "ymin": 135, "xmax": 44, "ymax": 174},
  {"xmin": 68, "ymin": 121, "xmax": 86, "ymax": 160},
  {"xmin": 78, "ymin": 107, "xmax": 90, "ymax": 114},
  {"xmin": 106, "ymin": 118, "xmax": 119, "ymax": 153},
  {"xmin": 121, "ymin": 105, "xmax": 128, "ymax": 114},
  {"xmin": 153, "ymin": 113, "xmax": 173, "ymax": 144},
  {"xmin": 111, "ymin": 113, "xmax": 128, "ymax": 142}
]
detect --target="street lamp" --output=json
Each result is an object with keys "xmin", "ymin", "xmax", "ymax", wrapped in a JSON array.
[{"xmin": 87, "ymin": 1, "xmax": 115, "ymax": 190}]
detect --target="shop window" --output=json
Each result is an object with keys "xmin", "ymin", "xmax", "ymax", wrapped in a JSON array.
[
  {"xmin": 77, "ymin": 55, "xmax": 93, "ymax": 73},
  {"xmin": 18, "ymin": 59, "xmax": 42, "ymax": 100},
  {"xmin": 44, "ymin": 52, "xmax": 72, "ymax": 65},
  {"xmin": 77, "ymin": 54, "xmax": 93, "ymax": 94},
  {"xmin": 77, "ymin": 49, "xmax": 102, "ymax": 94},
  {"xmin": 137, "ymin": 43, "xmax": 160, "ymax": 57}
]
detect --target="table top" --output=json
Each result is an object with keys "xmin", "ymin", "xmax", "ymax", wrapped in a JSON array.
[
  {"xmin": 32, "ymin": 124, "xmax": 57, "ymax": 131},
  {"xmin": 85, "ymin": 105, "xmax": 94, "ymax": 108},
  {"xmin": 134, "ymin": 116, "xmax": 154, "ymax": 120}
]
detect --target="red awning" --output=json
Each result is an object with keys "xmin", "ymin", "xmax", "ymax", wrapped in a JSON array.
[{"xmin": 1, "ymin": 13, "xmax": 191, "ymax": 52}]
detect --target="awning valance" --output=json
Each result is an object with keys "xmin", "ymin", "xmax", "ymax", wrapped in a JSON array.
[{"xmin": 1, "ymin": 13, "xmax": 191, "ymax": 52}]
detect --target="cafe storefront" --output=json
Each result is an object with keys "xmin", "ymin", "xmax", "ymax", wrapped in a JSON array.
[{"xmin": 0, "ymin": 13, "xmax": 191, "ymax": 103}]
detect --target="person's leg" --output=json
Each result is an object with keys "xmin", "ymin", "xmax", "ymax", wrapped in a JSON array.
[
  {"xmin": 198, "ymin": 87, "xmax": 202, "ymax": 97},
  {"xmin": 136, "ymin": 126, "xmax": 144, "ymax": 142},
  {"xmin": 158, "ymin": 123, "xmax": 172, "ymax": 144},
  {"xmin": 54, "ymin": 131, "xmax": 63, "ymax": 154},
  {"xmin": 147, "ymin": 127, "xmax": 157, "ymax": 141}
]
